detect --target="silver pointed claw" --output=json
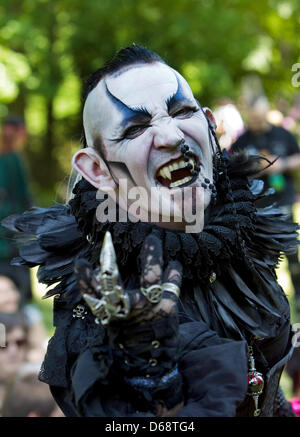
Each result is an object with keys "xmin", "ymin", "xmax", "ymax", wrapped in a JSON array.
[
  {"xmin": 83, "ymin": 232, "xmax": 131, "ymax": 326},
  {"xmin": 83, "ymin": 293, "xmax": 111, "ymax": 325},
  {"xmin": 99, "ymin": 231, "xmax": 119, "ymax": 292},
  {"xmin": 83, "ymin": 293, "xmax": 103, "ymax": 315}
]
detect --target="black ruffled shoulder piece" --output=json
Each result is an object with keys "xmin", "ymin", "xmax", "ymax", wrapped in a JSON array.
[{"xmin": 3, "ymin": 204, "xmax": 90, "ymax": 289}]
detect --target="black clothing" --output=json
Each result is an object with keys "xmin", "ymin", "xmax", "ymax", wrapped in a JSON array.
[
  {"xmin": 231, "ymin": 124, "xmax": 299, "ymax": 207},
  {"xmin": 3, "ymin": 151, "xmax": 299, "ymax": 417}
]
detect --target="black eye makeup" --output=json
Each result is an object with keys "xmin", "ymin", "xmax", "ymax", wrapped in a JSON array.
[
  {"xmin": 122, "ymin": 124, "xmax": 150, "ymax": 139},
  {"xmin": 171, "ymin": 106, "xmax": 199, "ymax": 119}
]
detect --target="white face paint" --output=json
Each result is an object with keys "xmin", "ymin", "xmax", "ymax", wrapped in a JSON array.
[{"xmin": 83, "ymin": 62, "xmax": 214, "ymax": 231}]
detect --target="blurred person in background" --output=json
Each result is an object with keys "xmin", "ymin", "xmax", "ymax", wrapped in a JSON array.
[
  {"xmin": 266, "ymin": 109, "xmax": 284, "ymax": 127},
  {"xmin": 1, "ymin": 363, "xmax": 64, "ymax": 417},
  {"xmin": 231, "ymin": 96, "xmax": 300, "ymax": 403},
  {"xmin": 0, "ymin": 272, "xmax": 47, "ymax": 362},
  {"xmin": 0, "ymin": 312, "xmax": 28, "ymax": 410},
  {"xmin": 283, "ymin": 94, "xmax": 300, "ymax": 139},
  {"xmin": 213, "ymin": 98, "xmax": 244, "ymax": 151},
  {"xmin": 0, "ymin": 273, "xmax": 20, "ymax": 313},
  {"xmin": 231, "ymin": 96, "xmax": 300, "ymax": 210},
  {"xmin": 0, "ymin": 115, "xmax": 33, "ymax": 303},
  {"xmin": 231, "ymin": 95, "xmax": 300, "ymax": 312}
]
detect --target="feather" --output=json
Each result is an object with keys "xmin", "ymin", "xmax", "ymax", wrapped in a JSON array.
[
  {"xmin": 227, "ymin": 266, "xmax": 281, "ymax": 318},
  {"xmin": 212, "ymin": 281, "xmax": 272, "ymax": 338},
  {"xmin": 2, "ymin": 207, "xmax": 45, "ymax": 233},
  {"xmin": 19, "ymin": 242, "xmax": 49, "ymax": 264},
  {"xmin": 208, "ymin": 292, "xmax": 244, "ymax": 339},
  {"xmin": 249, "ymin": 179, "xmax": 264, "ymax": 196},
  {"xmin": 38, "ymin": 218, "xmax": 82, "ymax": 251}
]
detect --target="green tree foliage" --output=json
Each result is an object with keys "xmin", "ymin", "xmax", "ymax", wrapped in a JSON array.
[{"xmin": 0, "ymin": 0, "xmax": 299, "ymax": 204}]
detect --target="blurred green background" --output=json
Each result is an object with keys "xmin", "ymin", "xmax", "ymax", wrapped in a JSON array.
[{"xmin": 1, "ymin": 0, "xmax": 300, "ymax": 204}]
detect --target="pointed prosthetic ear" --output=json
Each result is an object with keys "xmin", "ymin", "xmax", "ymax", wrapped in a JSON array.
[
  {"xmin": 72, "ymin": 147, "xmax": 117, "ymax": 191},
  {"xmin": 203, "ymin": 107, "xmax": 217, "ymax": 131}
]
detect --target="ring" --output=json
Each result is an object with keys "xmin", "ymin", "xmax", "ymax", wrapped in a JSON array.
[
  {"xmin": 140, "ymin": 284, "xmax": 163, "ymax": 303},
  {"xmin": 162, "ymin": 282, "xmax": 180, "ymax": 298}
]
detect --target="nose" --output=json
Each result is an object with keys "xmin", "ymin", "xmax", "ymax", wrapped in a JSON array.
[{"xmin": 152, "ymin": 118, "xmax": 184, "ymax": 150}]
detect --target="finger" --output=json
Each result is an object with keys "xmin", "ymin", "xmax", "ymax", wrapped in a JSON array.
[
  {"xmin": 139, "ymin": 232, "xmax": 163, "ymax": 289},
  {"xmin": 162, "ymin": 260, "xmax": 183, "ymax": 300},
  {"xmin": 162, "ymin": 260, "xmax": 183, "ymax": 287},
  {"xmin": 122, "ymin": 288, "xmax": 146, "ymax": 320},
  {"xmin": 74, "ymin": 258, "xmax": 99, "ymax": 297},
  {"xmin": 99, "ymin": 231, "xmax": 120, "ymax": 292}
]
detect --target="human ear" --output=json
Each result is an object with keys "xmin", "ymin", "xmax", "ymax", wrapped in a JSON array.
[
  {"xmin": 203, "ymin": 107, "xmax": 217, "ymax": 131},
  {"xmin": 72, "ymin": 147, "xmax": 117, "ymax": 191}
]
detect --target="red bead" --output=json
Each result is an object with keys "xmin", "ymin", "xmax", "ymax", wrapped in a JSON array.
[{"xmin": 247, "ymin": 371, "xmax": 264, "ymax": 395}]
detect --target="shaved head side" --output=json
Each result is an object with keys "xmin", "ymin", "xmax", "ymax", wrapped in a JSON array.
[{"xmin": 82, "ymin": 44, "xmax": 166, "ymax": 150}]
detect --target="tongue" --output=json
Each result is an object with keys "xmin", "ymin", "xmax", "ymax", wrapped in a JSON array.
[
  {"xmin": 157, "ymin": 176, "xmax": 170, "ymax": 188},
  {"xmin": 171, "ymin": 167, "xmax": 191, "ymax": 182},
  {"xmin": 157, "ymin": 167, "xmax": 191, "ymax": 188}
]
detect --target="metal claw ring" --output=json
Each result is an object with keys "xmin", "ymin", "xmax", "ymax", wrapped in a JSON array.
[
  {"xmin": 83, "ymin": 291, "xmax": 130, "ymax": 326},
  {"xmin": 162, "ymin": 282, "xmax": 181, "ymax": 298},
  {"xmin": 140, "ymin": 284, "xmax": 163, "ymax": 304}
]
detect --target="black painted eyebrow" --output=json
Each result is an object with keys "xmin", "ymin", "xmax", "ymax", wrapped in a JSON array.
[
  {"xmin": 167, "ymin": 95, "xmax": 196, "ymax": 112},
  {"xmin": 125, "ymin": 112, "xmax": 151, "ymax": 123},
  {"xmin": 166, "ymin": 74, "xmax": 195, "ymax": 112},
  {"xmin": 105, "ymin": 82, "xmax": 151, "ymax": 128}
]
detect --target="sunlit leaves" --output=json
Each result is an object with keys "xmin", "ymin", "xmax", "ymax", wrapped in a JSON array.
[
  {"xmin": 25, "ymin": 95, "xmax": 47, "ymax": 136},
  {"xmin": 53, "ymin": 74, "xmax": 81, "ymax": 119},
  {"xmin": 0, "ymin": 45, "xmax": 31, "ymax": 102}
]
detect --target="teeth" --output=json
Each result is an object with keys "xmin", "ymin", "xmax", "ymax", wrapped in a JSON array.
[
  {"xmin": 170, "ymin": 175, "xmax": 193, "ymax": 188},
  {"xmin": 159, "ymin": 167, "xmax": 167, "ymax": 179},
  {"xmin": 158, "ymin": 157, "xmax": 196, "ymax": 181},
  {"xmin": 188, "ymin": 159, "xmax": 194, "ymax": 171},
  {"xmin": 159, "ymin": 166, "xmax": 171, "ymax": 180},
  {"xmin": 164, "ymin": 166, "xmax": 172, "ymax": 180}
]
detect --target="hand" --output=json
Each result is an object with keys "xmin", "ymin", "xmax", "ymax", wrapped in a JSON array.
[
  {"xmin": 74, "ymin": 231, "xmax": 182, "ymax": 326},
  {"xmin": 74, "ymin": 231, "xmax": 184, "ymax": 416}
]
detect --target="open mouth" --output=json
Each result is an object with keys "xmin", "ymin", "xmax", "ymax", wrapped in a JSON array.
[{"xmin": 156, "ymin": 155, "xmax": 199, "ymax": 189}]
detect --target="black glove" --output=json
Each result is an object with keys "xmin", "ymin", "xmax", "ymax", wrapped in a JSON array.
[{"xmin": 74, "ymin": 231, "xmax": 184, "ymax": 415}]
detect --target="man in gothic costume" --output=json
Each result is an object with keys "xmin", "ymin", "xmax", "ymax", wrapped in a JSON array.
[{"xmin": 4, "ymin": 45, "xmax": 299, "ymax": 417}]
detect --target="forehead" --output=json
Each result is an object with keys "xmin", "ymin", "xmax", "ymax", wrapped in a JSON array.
[
  {"xmin": 106, "ymin": 62, "xmax": 180, "ymax": 106},
  {"xmin": 83, "ymin": 63, "xmax": 195, "ymax": 144}
]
